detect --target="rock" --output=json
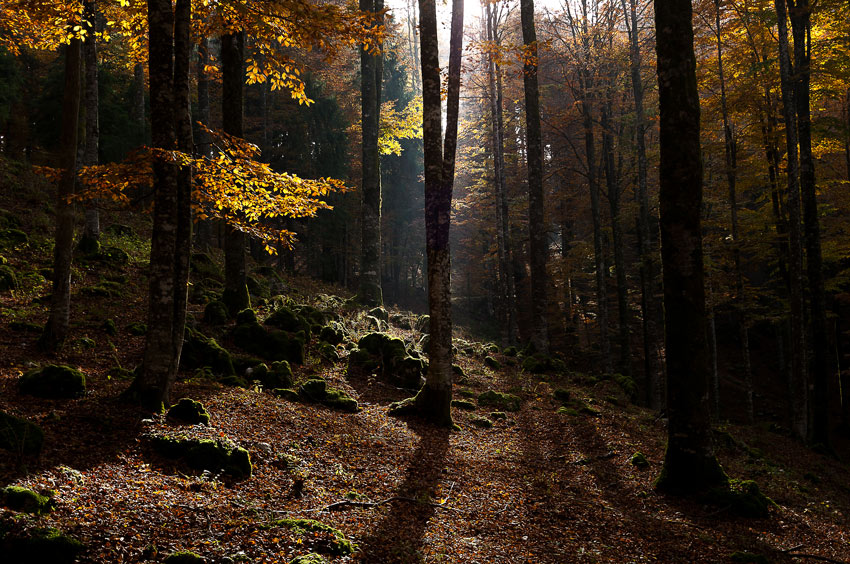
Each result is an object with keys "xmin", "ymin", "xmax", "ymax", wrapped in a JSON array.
[
  {"xmin": 552, "ymin": 388, "xmax": 571, "ymax": 403},
  {"xmin": 289, "ymin": 554, "xmax": 328, "ymax": 564},
  {"xmin": 271, "ymin": 519, "xmax": 356, "ymax": 556},
  {"xmin": 19, "ymin": 365, "xmax": 86, "ymax": 399},
  {"xmin": 0, "ymin": 228, "xmax": 28, "ymax": 249},
  {"xmin": 103, "ymin": 223, "xmax": 135, "ymax": 238},
  {"xmin": 75, "ymin": 232, "xmax": 100, "ymax": 256},
  {"xmin": 350, "ymin": 332, "xmax": 424, "ymax": 389},
  {"xmin": 94, "ymin": 246, "xmax": 130, "ymax": 266},
  {"xmin": 483, "ymin": 356, "xmax": 500, "ymax": 370},
  {"xmin": 0, "ymin": 411, "xmax": 43, "ymax": 455},
  {"xmin": 415, "ymin": 314, "xmax": 430, "ymax": 333},
  {"xmin": 702, "ymin": 479, "xmax": 775, "ymax": 519},
  {"xmin": 490, "ymin": 411, "xmax": 507, "ymax": 420},
  {"xmin": 470, "ymin": 415, "xmax": 493, "ymax": 428},
  {"xmin": 167, "ymin": 399, "xmax": 211, "ymax": 426},
  {"xmin": 0, "ymin": 264, "xmax": 18, "ymax": 291},
  {"xmin": 3, "ymin": 527, "xmax": 84, "ymax": 564},
  {"xmin": 451, "ymin": 364, "xmax": 465, "ymax": 378},
  {"xmin": 125, "ymin": 322, "xmax": 147, "ymax": 336},
  {"xmin": 389, "ymin": 313, "xmax": 411, "ymax": 329},
  {"xmin": 203, "ymin": 300, "xmax": 228, "ymax": 325},
  {"xmin": 232, "ymin": 315, "xmax": 305, "ymax": 365},
  {"xmin": 273, "ymin": 388, "xmax": 300, "ymax": 402},
  {"xmin": 477, "ymin": 390, "xmax": 521, "ymax": 412},
  {"xmin": 318, "ymin": 342, "xmax": 340, "ymax": 362},
  {"xmin": 367, "ymin": 306, "xmax": 388, "ymax": 322},
  {"xmin": 190, "ymin": 252, "xmax": 223, "ymax": 281},
  {"xmin": 298, "ymin": 378, "xmax": 328, "ymax": 400},
  {"xmin": 101, "ymin": 318, "xmax": 117, "ymax": 335},
  {"xmin": 503, "ymin": 346, "xmax": 518, "ymax": 357},
  {"xmin": 181, "ymin": 328, "xmax": 235, "ymax": 376},
  {"xmin": 150, "ymin": 434, "xmax": 252, "ymax": 479},
  {"xmin": 297, "ymin": 378, "xmax": 359, "ymax": 412},
  {"xmin": 318, "ymin": 323, "xmax": 345, "ymax": 346},
  {"xmin": 266, "ymin": 306, "xmax": 311, "ymax": 336},
  {"xmin": 451, "ymin": 399, "xmax": 476, "ymax": 411},
  {"xmin": 163, "ymin": 550, "xmax": 206, "ymax": 563},
  {"xmin": 246, "ymin": 275, "xmax": 270, "ymax": 299},
  {"xmin": 2, "ymin": 486, "xmax": 55, "ymax": 514},
  {"xmin": 630, "ymin": 452, "xmax": 649, "ymax": 469},
  {"xmin": 247, "ymin": 361, "xmax": 293, "ymax": 389}
]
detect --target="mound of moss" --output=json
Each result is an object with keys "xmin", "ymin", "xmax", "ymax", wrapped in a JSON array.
[
  {"xmin": 349, "ymin": 332, "xmax": 425, "ymax": 389},
  {"xmin": 273, "ymin": 388, "xmax": 301, "ymax": 402},
  {"xmin": 451, "ymin": 399, "xmax": 476, "ymax": 411},
  {"xmin": 477, "ymin": 390, "xmax": 521, "ymax": 412},
  {"xmin": 266, "ymin": 306, "xmax": 311, "ymax": 336},
  {"xmin": 289, "ymin": 554, "xmax": 327, "ymax": 564},
  {"xmin": 125, "ymin": 322, "xmax": 147, "ymax": 336},
  {"xmin": 79, "ymin": 280, "xmax": 124, "ymax": 298},
  {"xmin": 318, "ymin": 323, "xmax": 345, "ymax": 346},
  {"xmin": 163, "ymin": 551, "xmax": 205, "ymax": 564},
  {"xmin": 470, "ymin": 416, "xmax": 493, "ymax": 428},
  {"xmin": 180, "ymin": 328, "xmax": 235, "ymax": 377},
  {"xmin": 150, "ymin": 434, "xmax": 251, "ymax": 479},
  {"xmin": 0, "ymin": 411, "xmax": 44, "ymax": 455},
  {"xmin": 630, "ymin": 452, "xmax": 649, "ymax": 469},
  {"xmin": 317, "ymin": 342, "xmax": 340, "ymax": 362},
  {"xmin": 190, "ymin": 252, "xmax": 222, "ymax": 281},
  {"xmin": 552, "ymin": 388, "xmax": 571, "ymax": 403},
  {"xmin": 19, "ymin": 365, "xmax": 86, "ymax": 399},
  {"xmin": 232, "ymin": 309, "xmax": 305, "ymax": 364},
  {"xmin": 167, "ymin": 399, "xmax": 210, "ymax": 426},
  {"xmin": 202, "ymin": 300, "xmax": 228, "ymax": 325},
  {"xmin": 0, "ymin": 264, "xmax": 18, "ymax": 291},
  {"xmin": 0, "ymin": 228, "xmax": 28, "ymax": 249},
  {"xmin": 2, "ymin": 486, "xmax": 55, "ymax": 514},
  {"xmin": 2, "ymin": 527, "xmax": 84, "ymax": 564},
  {"xmin": 415, "ymin": 315, "xmax": 430, "ymax": 333},
  {"xmin": 703, "ymin": 479, "xmax": 776, "ymax": 518},
  {"xmin": 389, "ymin": 313, "xmax": 411, "ymax": 330},
  {"xmin": 268, "ymin": 519, "xmax": 356, "ymax": 556},
  {"xmin": 297, "ymin": 378, "xmax": 359, "ymax": 412},
  {"xmin": 483, "ymin": 356, "xmax": 501, "ymax": 370}
]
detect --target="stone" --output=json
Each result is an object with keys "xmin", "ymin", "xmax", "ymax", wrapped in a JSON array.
[
  {"xmin": 19, "ymin": 365, "xmax": 86, "ymax": 399},
  {"xmin": 167, "ymin": 399, "xmax": 211, "ymax": 426}
]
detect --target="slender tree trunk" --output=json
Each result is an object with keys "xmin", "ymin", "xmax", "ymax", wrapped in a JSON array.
[
  {"xmin": 775, "ymin": 0, "xmax": 807, "ymax": 441},
  {"xmin": 714, "ymin": 0, "xmax": 753, "ymax": 423},
  {"xmin": 221, "ymin": 31, "xmax": 250, "ymax": 316},
  {"xmin": 357, "ymin": 0, "xmax": 383, "ymax": 307},
  {"xmin": 81, "ymin": 0, "xmax": 100, "ymax": 248},
  {"xmin": 40, "ymin": 39, "xmax": 82, "ymax": 352},
  {"xmin": 410, "ymin": 0, "xmax": 463, "ymax": 427},
  {"xmin": 197, "ymin": 38, "xmax": 211, "ymax": 158},
  {"xmin": 520, "ymin": 0, "xmax": 548, "ymax": 354},
  {"xmin": 790, "ymin": 0, "xmax": 829, "ymax": 447},
  {"xmin": 653, "ymin": 0, "xmax": 726, "ymax": 494},
  {"xmin": 133, "ymin": 62, "xmax": 145, "ymax": 144}
]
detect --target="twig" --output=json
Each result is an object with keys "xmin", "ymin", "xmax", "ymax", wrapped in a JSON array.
[
  {"xmin": 317, "ymin": 496, "xmax": 461, "ymax": 513},
  {"xmin": 782, "ymin": 545, "xmax": 806, "ymax": 553}
]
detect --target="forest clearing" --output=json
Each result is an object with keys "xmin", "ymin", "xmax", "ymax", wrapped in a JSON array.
[{"xmin": 1, "ymin": 0, "xmax": 850, "ymax": 562}]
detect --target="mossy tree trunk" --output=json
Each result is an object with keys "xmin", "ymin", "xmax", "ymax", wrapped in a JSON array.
[
  {"xmin": 40, "ymin": 38, "xmax": 81, "ymax": 352},
  {"xmin": 520, "ymin": 0, "xmax": 548, "ymax": 355},
  {"xmin": 357, "ymin": 0, "xmax": 383, "ymax": 308},
  {"xmin": 653, "ymin": 0, "xmax": 726, "ymax": 495},
  {"xmin": 411, "ymin": 0, "xmax": 463, "ymax": 428},
  {"xmin": 125, "ymin": 0, "xmax": 192, "ymax": 411},
  {"xmin": 221, "ymin": 31, "xmax": 250, "ymax": 316}
]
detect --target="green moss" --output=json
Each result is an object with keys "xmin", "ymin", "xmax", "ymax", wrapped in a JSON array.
[
  {"xmin": 2, "ymin": 486, "xmax": 55, "ymax": 514},
  {"xmin": 387, "ymin": 396, "xmax": 418, "ymax": 416},
  {"xmin": 613, "ymin": 373, "xmax": 637, "ymax": 400},
  {"xmin": 0, "ymin": 263, "xmax": 18, "ymax": 291},
  {"xmin": 80, "ymin": 280, "xmax": 124, "ymax": 297},
  {"xmin": 150, "ymin": 435, "xmax": 252, "ymax": 479},
  {"xmin": 107, "ymin": 366, "xmax": 134, "ymax": 381},
  {"xmin": 203, "ymin": 300, "xmax": 228, "ymax": 325},
  {"xmin": 190, "ymin": 252, "xmax": 223, "ymax": 281},
  {"xmin": 270, "ymin": 519, "xmax": 356, "ymax": 556},
  {"xmin": 470, "ymin": 415, "xmax": 493, "ymax": 428},
  {"xmin": 273, "ymin": 388, "xmax": 300, "ymax": 402},
  {"xmin": 246, "ymin": 275, "xmax": 270, "ymax": 299},
  {"xmin": 350, "ymin": 333, "xmax": 424, "ymax": 389},
  {"xmin": 451, "ymin": 364, "xmax": 466, "ymax": 378},
  {"xmin": 75, "ymin": 233, "xmax": 100, "ymax": 256},
  {"xmin": 180, "ymin": 328, "xmax": 235, "ymax": 376},
  {"xmin": 521, "ymin": 353, "xmax": 555, "ymax": 374},
  {"xmin": 19, "ymin": 365, "xmax": 86, "ymax": 399},
  {"xmin": 389, "ymin": 313, "xmax": 411, "ymax": 330},
  {"xmin": 104, "ymin": 223, "xmax": 135, "ymax": 238},
  {"xmin": 232, "ymin": 316, "xmax": 305, "ymax": 364},
  {"xmin": 4, "ymin": 527, "xmax": 84, "ymax": 564},
  {"xmin": 490, "ymin": 411, "xmax": 507, "ymax": 420},
  {"xmin": 729, "ymin": 552, "xmax": 769, "ymax": 564},
  {"xmin": 318, "ymin": 324, "xmax": 344, "ymax": 346},
  {"xmin": 299, "ymin": 378, "xmax": 328, "ymax": 400},
  {"xmin": 557, "ymin": 407, "xmax": 580, "ymax": 417},
  {"xmin": 236, "ymin": 308, "xmax": 258, "ymax": 324},
  {"xmin": 290, "ymin": 554, "xmax": 327, "ymax": 564},
  {"xmin": 324, "ymin": 388, "xmax": 359, "ymax": 413},
  {"xmin": 552, "ymin": 388, "xmax": 571, "ymax": 403},
  {"xmin": 167, "ymin": 399, "xmax": 211, "ymax": 426},
  {"xmin": 0, "ymin": 411, "xmax": 44, "ymax": 455},
  {"xmin": 457, "ymin": 388, "xmax": 477, "ymax": 398},
  {"xmin": 630, "ymin": 452, "xmax": 649, "ymax": 469},
  {"xmin": 163, "ymin": 550, "xmax": 205, "ymax": 563},
  {"xmin": 703, "ymin": 479, "xmax": 776, "ymax": 518},
  {"xmin": 483, "ymin": 356, "xmax": 501, "ymax": 370},
  {"xmin": 251, "ymin": 361, "xmax": 293, "ymax": 389},
  {"xmin": 477, "ymin": 390, "xmax": 521, "ymax": 412},
  {"xmin": 451, "ymin": 399, "xmax": 476, "ymax": 411},
  {"xmin": 95, "ymin": 246, "xmax": 130, "ymax": 267},
  {"xmin": 503, "ymin": 346, "xmax": 518, "ymax": 357},
  {"xmin": 367, "ymin": 306, "xmax": 388, "ymax": 322},
  {"xmin": 266, "ymin": 306, "xmax": 311, "ymax": 335},
  {"xmin": 101, "ymin": 318, "xmax": 117, "ymax": 335},
  {"xmin": 0, "ymin": 227, "xmax": 28, "ymax": 249},
  {"xmin": 318, "ymin": 342, "xmax": 340, "ymax": 362}
]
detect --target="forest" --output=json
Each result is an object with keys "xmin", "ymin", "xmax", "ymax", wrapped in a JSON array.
[{"xmin": 0, "ymin": 0, "xmax": 849, "ymax": 562}]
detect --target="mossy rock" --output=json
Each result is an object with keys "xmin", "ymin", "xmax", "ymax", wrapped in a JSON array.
[
  {"xmin": 703, "ymin": 479, "xmax": 776, "ymax": 518},
  {"xmin": 324, "ymin": 388, "xmax": 359, "ymax": 412},
  {"xmin": 557, "ymin": 407, "xmax": 580, "ymax": 417},
  {"xmin": 318, "ymin": 342, "xmax": 340, "ymax": 362},
  {"xmin": 613, "ymin": 373, "xmax": 637, "ymax": 400},
  {"xmin": 107, "ymin": 366, "xmax": 134, "ymax": 381},
  {"xmin": 236, "ymin": 308, "xmax": 257, "ymax": 324},
  {"xmin": 0, "ymin": 228, "xmax": 28, "ymax": 249},
  {"xmin": 203, "ymin": 300, "xmax": 228, "ymax": 326},
  {"xmin": 0, "ymin": 208, "xmax": 21, "ymax": 229},
  {"xmin": 389, "ymin": 313, "xmax": 411, "ymax": 330},
  {"xmin": 451, "ymin": 364, "xmax": 465, "ymax": 378},
  {"xmin": 181, "ymin": 328, "xmax": 235, "ymax": 376},
  {"xmin": 79, "ymin": 280, "xmax": 124, "ymax": 298},
  {"xmin": 552, "ymin": 388, "xmax": 571, "ymax": 403},
  {"xmin": 190, "ymin": 252, "xmax": 222, "ymax": 281},
  {"xmin": 101, "ymin": 318, "xmax": 117, "ymax": 335},
  {"xmin": 484, "ymin": 343, "xmax": 500, "ymax": 355},
  {"xmin": 451, "ymin": 399, "xmax": 476, "ymax": 411},
  {"xmin": 9, "ymin": 320, "xmax": 42, "ymax": 333},
  {"xmin": 75, "ymin": 233, "xmax": 100, "ymax": 256},
  {"xmin": 163, "ymin": 551, "xmax": 206, "ymax": 563},
  {"xmin": 167, "ymin": 399, "xmax": 211, "ymax": 426},
  {"xmin": 2, "ymin": 527, "xmax": 84, "ymax": 564},
  {"xmin": 268, "ymin": 519, "xmax": 356, "ymax": 556},
  {"xmin": 483, "ymin": 356, "xmax": 501, "ymax": 370},
  {"xmin": 298, "ymin": 378, "xmax": 328, "ymax": 401},
  {"xmin": 232, "ymin": 313, "xmax": 305, "ymax": 364},
  {"xmin": 630, "ymin": 452, "xmax": 649, "ymax": 469},
  {"xmin": 477, "ymin": 390, "xmax": 521, "ymax": 412},
  {"xmin": 103, "ymin": 223, "xmax": 135, "ymax": 238},
  {"xmin": 351, "ymin": 332, "xmax": 424, "ymax": 389},
  {"xmin": 150, "ymin": 434, "xmax": 251, "ymax": 479},
  {"xmin": 521, "ymin": 353, "xmax": 555, "ymax": 374},
  {"xmin": 266, "ymin": 361, "xmax": 294, "ymax": 389},
  {"xmin": 729, "ymin": 552, "xmax": 770, "ymax": 564},
  {"xmin": 0, "ymin": 264, "xmax": 18, "ymax": 291},
  {"xmin": 415, "ymin": 315, "xmax": 430, "ymax": 333},
  {"xmin": 2, "ymin": 486, "xmax": 55, "ymax": 514},
  {"xmin": 246, "ymin": 275, "xmax": 270, "ymax": 299},
  {"xmin": 124, "ymin": 322, "xmax": 147, "ymax": 336},
  {"xmin": 367, "ymin": 306, "xmax": 388, "ymax": 322},
  {"xmin": 290, "ymin": 554, "xmax": 328, "ymax": 564},
  {"xmin": 265, "ymin": 307, "xmax": 310, "ymax": 335},
  {"xmin": 0, "ymin": 411, "xmax": 44, "ymax": 455},
  {"xmin": 490, "ymin": 411, "xmax": 507, "ymax": 420},
  {"xmin": 503, "ymin": 346, "xmax": 518, "ymax": 357},
  {"xmin": 273, "ymin": 388, "xmax": 300, "ymax": 402},
  {"xmin": 19, "ymin": 365, "xmax": 86, "ymax": 399},
  {"xmin": 470, "ymin": 415, "xmax": 493, "ymax": 428},
  {"xmin": 71, "ymin": 337, "xmax": 96, "ymax": 349},
  {"xmin": 318, "ymin": 324, "xmax": 344, "ymax": 346},
  {"xmin": 95, "ymin": 246, "xmax": 130, "ymax": 266}
]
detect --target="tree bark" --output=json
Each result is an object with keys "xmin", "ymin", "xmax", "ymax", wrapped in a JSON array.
[
  {"xmin": 520, "ymin": 0, "xmax": 549, "ymax": 354},
  {"xmin": 81, "ymin": 0, "xmax": 99, "ymax": 247},
  {"xmin": 357, "ymin": 0, "xmax": 383, "ymax": 307},
  {"xmin": 221, "ymin": 31, "xmax": 250, "ymax": 316},
  {"xmin": 40, "ymin": 39, "xmax": 82, "ymax": 352},
  {"xmin": 653, "ymin": 0, "xmax": 726, "ymax": 494},
  {"xmin": 133, "ymin": 62, "xmax": 145, "ymax": 145}
]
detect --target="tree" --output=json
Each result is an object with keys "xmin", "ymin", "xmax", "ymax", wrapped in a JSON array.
[
  {"xmin": 653, "ymin": 0, "xmax": 727, "ymax": 494},
  {"xmin": 80, "ymin": 0, "xmax": 100, "ymax": 251}
]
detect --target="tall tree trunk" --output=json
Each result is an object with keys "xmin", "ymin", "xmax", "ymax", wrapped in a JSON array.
[
  {"xmin": 520, "ymin": 0, "xmax": 549, "ymax": 354},
  {"xmin": 81, "ymin": 0, "xmax": 99, "ymax": 249},
  {"xmin": 221, "ymin": 31, "xmax": 250, "ymax": 316},
  {"xmin": 790, "ymin": 0, "xmax": 829, "ymax": 447},
  {"xmin": 406, "ymin": 0, "xmax": 463, "ymax": 427},
  {"xmin": 775, "ymin": 0, "xmax": 807, "ymax": 441},
  {"xmin": 125, "ymin": 0, "xmax": 191, "ymax": 410},
  {"xmin": 133, "ymin": 62, "xmax": 145, "ymax": 144},
  {"xmin": 40, "ymin": 39, "xmax": 82, "ymax": 352},
  {"xmin": 357, "ymin": 0, "xmax": 383, "ymax": 307},
  {"xmin": 714, "ymin": 0, "xmax": 753, "ymax": 423},
  {"xmin": 197, "ymin": 38, "xmax": 211, "ymax": 158},
  {"xmin": 602, "ymin": 97, "xmax": 632, "ymax": 380},
  {"xmin": 653, "ymin": 0, "xmax": 726, "ymax": 494}
]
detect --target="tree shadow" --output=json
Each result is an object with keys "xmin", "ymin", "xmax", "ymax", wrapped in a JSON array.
[{"xmin": 354, "ymin": 421, "xmax": 450, "ymax": 563}]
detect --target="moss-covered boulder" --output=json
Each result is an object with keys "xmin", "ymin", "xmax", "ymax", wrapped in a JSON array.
[
  {"xmin": 2, "ymin": 486, "xmax": 55, "ymax": 514},
  {"xmin": 273, "ymin": 388, "xmax": 300, "ymax": 402},
  {"xmin": 298, "ymin": 378, "xmax": 327, "ymax": 401},
  {"xmin": 150, "ymin": 434, "xmax": 251, "ymax": 479},
  {"xmin": 19, "ymin": 365, "xmax": 86, "ymax": 399},
  {"xmin": 203, "ymin": 300, "xmax": 228, "ymax": 325},
  {"xmin": 415, "ymin": 315, "xmax": 430, "ymax": 333},
  {"xmin": 503, "ymin": 346, "xmax": 518, "ymax": 357},
  {"xmin": 190, "ymin": 252, "xmax": 222, "ymax": 281},
  {"xmin": 2, "ymin": 527, "xmax": 84, "ymax": 564},
  {"xmin": 470, "ymin": 415, "xmax": 493, "ymax": 428},
  {"xmin": 630, "ymin": 452, "xmax": 649, "ymax": 469},
  {"xmin": 318, "ymin": 323, "xmax": 345, "ymax": 346},
  {"xmin": 0, "ymin": 228, "xmax": 28, "ymax": 249},
  {"xmin": 266, "ymin": 306, "xmax": 311, "ymax": 335},
  {"xmin": 268, "ymin": 519, "xmax": 356, "ymax": 556},
  {"xmin": 0, "ymin": 411, "xmax": 44, "ymax": 455},
  {"xmin": 232, "ymin": 310, "xmax": 305, "ymax": 364},
  {"xmin": 451, "ymin": 399, "xmax": 476, "ymax": 411},
  {"xmin": 163, "ymin": 551, "xmax": 205, "ymax": 564},
  {"xmin": 94, "ymin": 246, "xmax": 130, "ymax": 267},
  {"xmin": 290, "ymin": 554, "xmax": 328, "ymax": 564},
  {"xmin": 367, "ymin": 306, "xmax": 388, "ymax": 322},
  {"xmin": 521, "ymin": 353, "xmax": 555, "ymax": 374},
  {"xmin": 349, "ymin": 332, "xmax": 424, "ymax": 389},
  {"xmin": 553, "ymin": 388, "xmax": 571, "ymax": 403},
  {"xmin": 703, "ymin": 479, "xmax": 776, "ymax": 518},
  {"xmin": 247, "ymin": 361, "xmax": 293, "ymax": 389},
  {"xmin": 167, "ymin": 399, "xmax": 210, "ymax": 426},
  {"xmin": 483, "ymin": 356, "xmax": 501, "ymax": 370},
  {"xmin": 0, "ymin": 264, "xmax": 18, "ymax": 291},
  {"xmin": 297, "ymin": 378, "xmax": 359, "ymax": 412},
  {"xmin": 180, "ymin": 328, "xmax": 235, "ymax": 376},
  {"xmin": 101, "ymin": 318, "xmax": 117, "ymax": 335},
  {"xmin": 103, "ymin": 223, "xmax": 135, "ymax": 238},
  {"xmin": 477, "ymin": 390, "xmax": 521, "ymax": 412},
  {"xmin": 389, "ymin": 313, "xmax": 411, "ymax": 330},
  {"xmin": 125, "ymin": 322, "xmax": 147, "ymax": 336},
  {"xmin": 318, "ymin": 342, "xmax": 340, "ymax": 362},
  {"xmin": 613, "ymin": 373, "xmax": 637, "ymax": 400}
]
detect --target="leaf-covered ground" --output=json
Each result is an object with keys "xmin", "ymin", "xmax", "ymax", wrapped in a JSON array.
[{"xmin": 1, "ymin": 159, "xmax": 850, "ymax": 563}]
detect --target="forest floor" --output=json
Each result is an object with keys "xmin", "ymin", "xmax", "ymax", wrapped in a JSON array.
[{"xmin": 1, "ymin": 158, "xmax": 850, "ymax": 564}]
